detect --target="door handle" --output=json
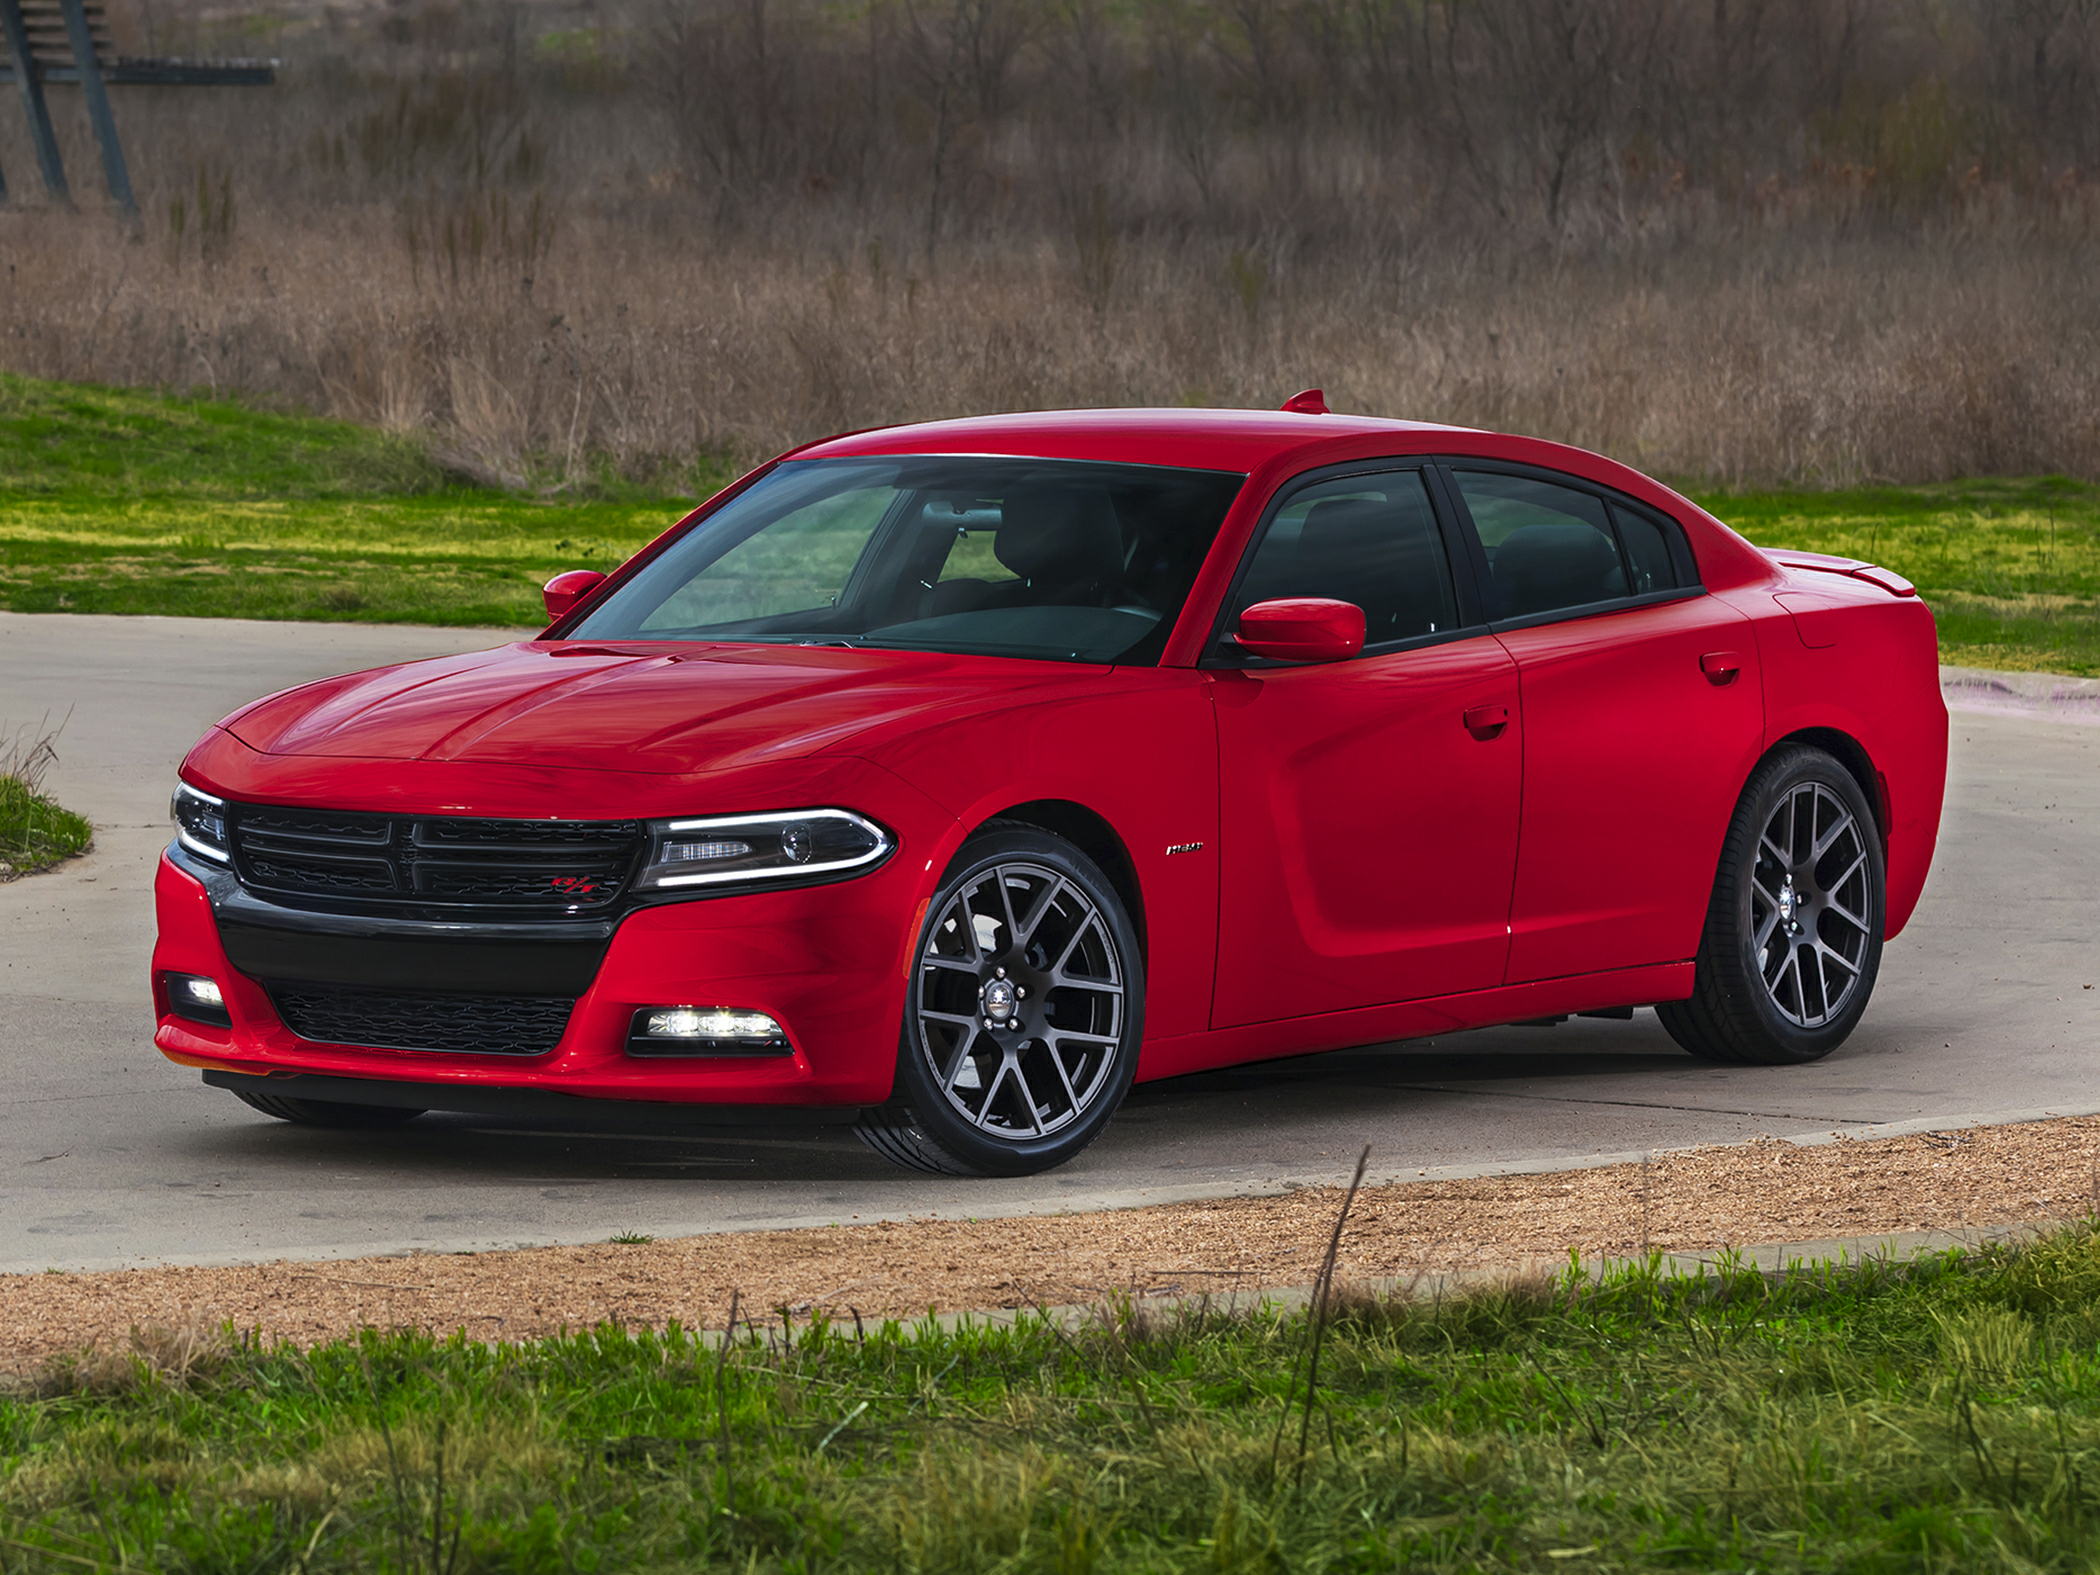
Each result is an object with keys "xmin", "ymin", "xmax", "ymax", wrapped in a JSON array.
[
  {"xmin": 1700, "ymin": 651, "xmax": 1743, "ymax": 687},
  {"xmin": 1462, "ymin": 704, "xmax": 1509, "ymax": 740}
]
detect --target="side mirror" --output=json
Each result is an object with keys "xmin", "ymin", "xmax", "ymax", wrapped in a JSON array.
[
  {"xmin": 542, "ymin": 569, "xmax": 607, "ymax": 622},
  {"xmin": 1234, "ymin": 598, "xmax": 1366, "ymax": 663}
]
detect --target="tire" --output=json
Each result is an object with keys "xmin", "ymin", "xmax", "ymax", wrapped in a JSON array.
[
  {"xmin": 232, "ymin": 1089, "xmax": 426, "ymax": 1128},
  {"xmin": 1658, "ymin": 744, "xmax": 1885, "ymax": 1065},
  {"xmin": 856, "ymin": 824, "xmax": 1144, "ymax": 1176}
]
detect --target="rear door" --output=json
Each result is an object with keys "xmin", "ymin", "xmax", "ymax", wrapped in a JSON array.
[
  {"xmin": 1208, "ymin": 465, "xmax": 1522, "ymax": 1026},
  {"xmin": 1445, "ymin": 465, "xmax": 1764, "ymax": 983}
]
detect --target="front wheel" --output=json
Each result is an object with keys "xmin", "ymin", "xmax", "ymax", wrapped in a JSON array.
[
  {"xmin": 1658, "ymin": 744, "xmax": 1885, "ymax": 1065},
  {"xmin": 856, "ymin": 824, "xmax": 1143, "ymax": 1176}
]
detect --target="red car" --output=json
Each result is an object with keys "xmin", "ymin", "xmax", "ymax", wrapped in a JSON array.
[{"xmin": 153, "ymin": 401, "xmax": 1949, "ymax": 1176}]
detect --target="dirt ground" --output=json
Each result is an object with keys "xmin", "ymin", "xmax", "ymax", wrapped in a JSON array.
[{"xmin": 6, "ymin": 1116, "xmax": 2097, "ymax": 1377}]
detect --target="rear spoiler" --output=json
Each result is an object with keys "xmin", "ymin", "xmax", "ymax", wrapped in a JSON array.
[{"xmin": 1764, "ymin": 549, "xmax": 1917, "ymax": 598}]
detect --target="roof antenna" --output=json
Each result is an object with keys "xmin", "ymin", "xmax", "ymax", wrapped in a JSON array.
[{"xmin": 1280, "ymin": 388, "xmax": 1329, "ymax": 414}]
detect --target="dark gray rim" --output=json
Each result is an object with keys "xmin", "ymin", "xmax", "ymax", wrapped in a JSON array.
[
  {"xmin": 1751, "ymin": 781, "xmax": 1873, "ymax": 1030},
  {"xmin": 912, "ymin": 859, "xmax": 1125, "ymax": 1143}
]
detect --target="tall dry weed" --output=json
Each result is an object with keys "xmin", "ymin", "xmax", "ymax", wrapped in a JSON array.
[{"xmin": 0, "ymin": 0, "xmax": 2096, "ymax": 485}]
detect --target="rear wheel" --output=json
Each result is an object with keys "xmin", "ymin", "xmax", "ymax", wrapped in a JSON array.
[
  {"xmin": 856, "ymin": 824, "xmax": 1143, "ymax": 1176},
  {"xmin": 1659, "ymin": 744, "xmax": 1885, "ymax": 1065},
  {"xmin": 231, "ymin": 1089, "xmax": 426, "ymax": 1128}
]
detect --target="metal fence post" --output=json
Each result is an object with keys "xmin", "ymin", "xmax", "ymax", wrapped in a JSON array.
[
  {"xmin": 55, "ymin": 0, "xmax": 131, "ymax": 213},
  {"xmin": 0, "ymin": 0, "xmax": 71, "ymax": 200}
]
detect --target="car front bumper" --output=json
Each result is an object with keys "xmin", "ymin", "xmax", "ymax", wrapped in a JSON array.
[{"xmin": 151, "ymin": 840, "xmax": 924, "ymax": 1110}]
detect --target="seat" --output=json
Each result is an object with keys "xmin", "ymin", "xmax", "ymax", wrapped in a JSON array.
[
  {"xmin": 992, "ymin": 488, "xmax": 1127, "ymax": 603},
  {"xmin": 1290, "ymin": 497, "xmax": 1453, "ymax": 643},
  {"xmin": 1489, "ymin": 521, "xmax": 1627, "ymax": 619}
]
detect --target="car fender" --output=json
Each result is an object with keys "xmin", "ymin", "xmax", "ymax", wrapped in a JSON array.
[
  {"xmin": 1721, "ymin": 583, "xmax": 1947, "ymax": 940},
  {"xmin": 836, "ymin": 670, "xmax": 1221, "ymax": 1039}
]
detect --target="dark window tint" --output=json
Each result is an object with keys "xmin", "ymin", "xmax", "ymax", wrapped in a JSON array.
[
  {"xmin": 1611, "ymin": 504, "xmax": 1678, "ymax": 594},
  {"xmin": 1233, "ymin": 472, "xmax": 1458, "ymax": 647},
  {"xmin": 1454, "ymin": 471, "xmax": 1627, "ymax": 619}
]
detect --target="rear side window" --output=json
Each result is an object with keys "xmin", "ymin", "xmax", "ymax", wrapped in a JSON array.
[
  {"xmin": 1452, "ymin": 471, "xmax": 1626, "ymax": 619},
  {"xmin": 1610, "ymin": 503, "xmax": 1679, "ymax": 594},
  {"xmin": 1231, "ymin": 471, "xmax": 1459, "ymax": 648}
]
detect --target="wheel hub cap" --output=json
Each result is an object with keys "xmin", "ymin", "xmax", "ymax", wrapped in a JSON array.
[{"xmin": 981, "ymin": 971, "xmax": 1019, "ymax": 1027}]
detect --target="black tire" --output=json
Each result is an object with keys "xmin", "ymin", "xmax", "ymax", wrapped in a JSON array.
[
  {"xmin": 856, "ymin": 823, "xmax": 1144, "ymax": 1176},
  {"xmin": 1659, "ymin": 744, "xmax": 1885, "ymax": 1065},
  {"xmin": 232, "ymin": 1089, "xmax": 426, "ymax": 1128}
]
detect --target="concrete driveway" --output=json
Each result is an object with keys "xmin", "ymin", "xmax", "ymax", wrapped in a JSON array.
[{"xmin": 3, "ymin": 612, "xmax": 2095, "ymax": 1271}]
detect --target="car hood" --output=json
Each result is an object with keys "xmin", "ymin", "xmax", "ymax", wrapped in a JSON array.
[{"xmin": 222, "ymin": 640, "xmax": 1102, "ymax": 774}]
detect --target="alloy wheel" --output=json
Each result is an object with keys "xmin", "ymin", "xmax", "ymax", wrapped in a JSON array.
[
  {"xmin": 912, "ymin": 859, "xmax": 1125, "ymax": 1142},
  {"xmin": 1751, "ymin": 781, "xmax": 1873, "ymax": 1029}
]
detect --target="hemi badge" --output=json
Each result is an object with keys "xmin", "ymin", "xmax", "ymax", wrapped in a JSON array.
[{"xmin": 1164, "ymin": 842, "xmax": 1204, "ymax": 856}]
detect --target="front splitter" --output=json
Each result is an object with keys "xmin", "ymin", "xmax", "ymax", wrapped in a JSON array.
[{"xmin": 202, "ymin": 1070, "xmax": 864, "ymax": 1130}]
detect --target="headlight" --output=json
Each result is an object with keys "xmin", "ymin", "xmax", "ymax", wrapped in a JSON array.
[
  {"xmin": 635, "ymin": 808, "xmax": 892, "ymax": 891},
  {"xmin": 171, "ymin": 781, "xmax": 230, "ymax": 863}
]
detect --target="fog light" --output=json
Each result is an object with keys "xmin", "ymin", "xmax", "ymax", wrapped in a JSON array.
[
  {"xmin": 164, "ymin": 970, "xmax": 232, "ymax": 1028},
  {"xmin": 627, "ymin": 1006, "xmax": 792, "ymax": 1057}
]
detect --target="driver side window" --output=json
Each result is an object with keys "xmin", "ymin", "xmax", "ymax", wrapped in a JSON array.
[{"xmin": 1232, "ymin": 471, "xmax": 1459, "ymax": 649}]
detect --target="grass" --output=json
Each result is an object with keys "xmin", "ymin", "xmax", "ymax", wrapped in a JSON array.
[
  {"xmin": 0, "ymin": 376, "xmax": 725, "ymax": 628},
  {"xmin": 3, "ymin": 377, "xmax": 2098, "ymax": 671},
  {"xmin": 1695, "ymin": 478, "xmax": 2100, "ymax": 677},
  {"xmin": 0, "ymin": 721, "xmax": 92, "ymax": 879},
  {"xmin": 12, "ymin": 1225, "xmax": 2100, "ymax": 1571}
]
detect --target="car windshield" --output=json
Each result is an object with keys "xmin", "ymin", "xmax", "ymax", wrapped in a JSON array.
[{"xmin": 568, "ymin": 457, "xmax": 1246, "ymax": 664}]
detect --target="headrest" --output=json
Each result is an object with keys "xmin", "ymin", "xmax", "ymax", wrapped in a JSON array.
[
  {"xmin": 1297, "ymin": 497, "xmax": 1395, "ymax": 570},
  {"xmin": 1492, "ymin": 521, "xmax": 1625, "ymax": 617},
  {"xmin": 995, "ymin": 488, "xmax": 1125, "ymax": 583}
]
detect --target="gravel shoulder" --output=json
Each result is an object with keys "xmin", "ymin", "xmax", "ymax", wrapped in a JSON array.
[{"xmin": 6, "ymin": 1113, "xmax": 2094, "ymax": 1378}]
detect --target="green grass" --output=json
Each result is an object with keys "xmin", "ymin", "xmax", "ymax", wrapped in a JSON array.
[
  {"xmin": 4, "ymin": 377, "xmax": 2098, "ymax": 669},
  {"xmin": 0, "ymin": 724, "xmax": 92, "ymax": 878},
  {"xmin": 0, "ymin": 774, "xmax": 91, "ymax": 878},
  {"xmin": 0, "ymin": 376, "xmax": 728, "ymax": 627},
  {"xmin": 12, "ymin": 1226, "xmax": 2100, "ymax": 1572},
  {"xmin": 1691, "ymin": 477, "xmax": 2100, "ymax": 677}
]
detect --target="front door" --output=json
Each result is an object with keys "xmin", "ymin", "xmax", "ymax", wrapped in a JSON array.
[{"xmin": 1210, "ymin": 469, "xmax": 1523, "ymax": 1027}]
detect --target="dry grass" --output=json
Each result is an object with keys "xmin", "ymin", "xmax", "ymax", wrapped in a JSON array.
[
  {"xmin": 2, "ymin": 0, "xmax": 2099, "ymax": 486},
  {"xmin": 6, "ymin": 209, "xmax": 2098, "ymax": 490}
]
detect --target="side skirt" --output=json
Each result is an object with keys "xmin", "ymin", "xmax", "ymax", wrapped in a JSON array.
[{"xmin": 1134, "ymin": 961, "xmax": 1693, "ymax": 1083}]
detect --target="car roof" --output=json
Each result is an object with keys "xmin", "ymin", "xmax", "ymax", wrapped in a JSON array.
[
  {"xmin": 786, "ymin": 405, "xmax": 1780, "ymax": 593},
  {"xmin": 791, "ymin": 407, "xmax": 1476, "ymax": 473}
]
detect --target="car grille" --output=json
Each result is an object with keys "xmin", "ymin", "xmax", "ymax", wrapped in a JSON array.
[
  {"xmin": 270, "ymin": 985, "xmax": 577, "ymax": 1056},
  {"xmin": 229, "ymin": 806, "xmax": 646, "ymax": 913}
]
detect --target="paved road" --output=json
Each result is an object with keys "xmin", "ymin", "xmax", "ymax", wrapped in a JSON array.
[{"xmin": 3, "ymin": 612, "xmax": 2096, "ymax": 1272}]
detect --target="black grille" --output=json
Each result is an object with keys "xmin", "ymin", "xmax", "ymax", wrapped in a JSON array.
[
  {"xmin": 270, "ymin": 985, "xmax": 577, "ymax": 1056},
  {"xmin": 229, "ymin": 806, "xmax": 646, "ymax": 914}
]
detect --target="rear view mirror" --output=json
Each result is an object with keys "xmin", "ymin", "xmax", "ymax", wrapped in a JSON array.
[
  {"xmin": 543, "ymin": 569, "xmax": 607, "ymax": 622},
  {"xmin": 1233, "ymin": 598, "xmax": 1366, "ymax": 663}
]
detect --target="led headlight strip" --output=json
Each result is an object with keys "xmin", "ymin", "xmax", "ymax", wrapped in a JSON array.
[
  {"xmin": 171, "ymin": 781, "xmax": 231, "ymax": 863},
  {"xmin": 636, "ymin": 808, "xmax": 893, "ymax": 890}
]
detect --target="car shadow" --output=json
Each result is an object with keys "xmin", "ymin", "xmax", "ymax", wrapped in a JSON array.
[{"xmin": 173, "ymin": 1014, "xmax": 1743, "ymax": 1187}]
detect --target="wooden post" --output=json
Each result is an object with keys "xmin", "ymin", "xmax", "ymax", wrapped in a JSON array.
[
  {"xmin": 55, "ymin": 0, "xmax": 131, "ymax": 213},
  {"xmin": 0, "ymin": 0, "xmax": 71, "ymax": 200}
]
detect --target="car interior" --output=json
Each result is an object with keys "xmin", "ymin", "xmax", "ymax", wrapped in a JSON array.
[
  {"xmin": 1231, "ymin": 483, "xmax": 1460, "ymax": 647},
  {"xmin": 580, "ymin": 459, "xmax": 1245, "ymax": 663}
]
